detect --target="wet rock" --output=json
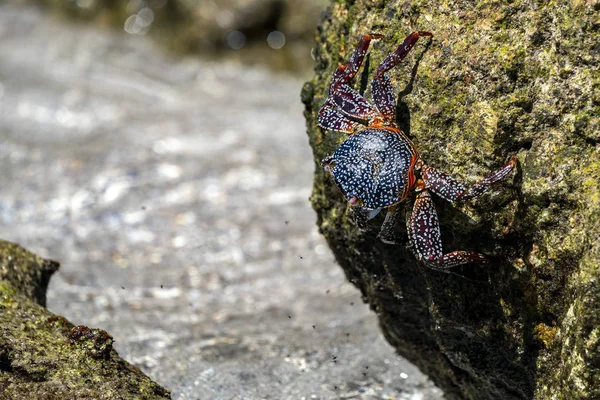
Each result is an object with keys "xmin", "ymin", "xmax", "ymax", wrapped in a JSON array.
[
  {"xmin": 67, "ymin": 326, "xmax": 114, "ymax": 360},
  {"xmin": 0, "ymin": 239, "xmax": 58, "ymax": 306},
  {"xmin": 0, "ymin": 240, "xmax": 171, "ymax": 399},
  {"xmin": 303, "ymin": 1, "xmax": 600, "ymax": 399}
]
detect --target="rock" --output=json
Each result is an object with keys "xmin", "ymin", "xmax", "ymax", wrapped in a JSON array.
[
  {"xmin": 0, "ymin": 240, "xmax": 171, "ymax": 399},
  {"xmin": 302, "ymin": 1, "xmax": 599, "ymax": 399}
]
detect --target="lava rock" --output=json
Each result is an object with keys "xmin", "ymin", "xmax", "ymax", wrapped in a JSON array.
[
  {"xmin": 302, "ymin": 1, "xmax": 600, "ymax": 399},
  {"xmin": 0, "ymin": 240, "xmax": 171, "ymax": 399}
]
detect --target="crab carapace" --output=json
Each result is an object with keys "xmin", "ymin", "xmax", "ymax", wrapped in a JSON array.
[{"xmin": 319, "ymin": 31, "xmax": 516, "ymax": 270}]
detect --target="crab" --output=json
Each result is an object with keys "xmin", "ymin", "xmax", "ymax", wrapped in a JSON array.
[{"xmin": 319, "ymin": 31, "xmax": 516, "ymax": 271}]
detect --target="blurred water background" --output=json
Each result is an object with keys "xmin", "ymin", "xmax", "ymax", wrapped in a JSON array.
[
  {"xmin": 33, "ymin": 0, "xmax": 327, "ymax": 75},
  {"xmin": 0, "ymin": 1, "xmax": 443, "ymax": 399}
]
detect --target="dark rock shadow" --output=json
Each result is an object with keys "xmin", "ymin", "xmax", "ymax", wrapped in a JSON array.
[
  {"xmin": 396, "ymin": 36, "xmax": 433, "ymax": 138},
  {"xmin": 359, "ymin": 54, "xmax": 371, "ymax": 96}
]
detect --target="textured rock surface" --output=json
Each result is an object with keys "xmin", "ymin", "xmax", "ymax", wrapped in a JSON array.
[
  {"xmin": 302, "ymin": 1, "xmax": 600, "ymax": 399},
  {"xmin": 0, "ymin": 4, "xmax": 444, "ymax": 399},
  {"xmin": 0, "ymin": 240, "xmax": 171, "ymax": 399}
]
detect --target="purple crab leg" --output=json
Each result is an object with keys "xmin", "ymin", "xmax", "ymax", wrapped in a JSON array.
[
  {"xmin": 420, "ymin": 157, "xmax": 517, "ymax": 202},
  {"xmin": 371, "ymin": 74, "xmax": 397, "ymax": 122},
  {"xmin": 372, "ymin": 31, "xmax": 433, "ymax": 122},
  {"xmin": 330, "ymin": 33, "xmax": 383, "ymax": 94},
  {"xmin": 375, "ymin": 31, "xmax": 433, "ymax": 77},
  {"xmin": 318, "ymin": 98, "xmax": 362, "ymax": 133},
  {"xmin": 332, "ymin": 84, "xmax": 379, "ymax": 121},
  {"xmin": 407, "ymin": 188, "xmax": 488, "ymax": 270},
  {"xmin": 319, "ymin": 34, "xmax": 385, "ymax": 126}
]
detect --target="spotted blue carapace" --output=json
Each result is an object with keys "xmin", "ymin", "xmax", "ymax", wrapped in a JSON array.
[{"xmin": 323, "ymin": 128, "xmax": 416, "ymax": 210}]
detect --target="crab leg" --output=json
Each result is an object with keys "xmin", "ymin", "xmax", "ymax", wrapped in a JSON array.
[
  {"xmin": 420, "ymin": 157, "xmax": 517, "ymax": 203},
  {"xmin": 372, "ymin": 74, "xmax": 397, "ymax": 122},
  {"xmin": 332, "ymin": 84, "xmax": 379, "ymax": 121},
  {"xmin": 378, "ymin": 206, "xmax": 404, "ymax": 244},
  {"xmin": 330, "ymin": 34, "xmax": 383, "ymax": 94},
  {"xmin": 319, "ymin": 34, "xmax": 384, "ymax": 127},
  {"xmin": 407, "ymin": 188, "xmax": 487, "ymax": 270},
  {"xmin": 375, "ymin": 31, "xmax": 433, "ymax": 77},
  {"xmin": 318, "ymin": 98, "xmax": 363, "ymax": 133},
  {"xmin": 372, "ymin": 31, "xmax": 433, "ymax": 122}
]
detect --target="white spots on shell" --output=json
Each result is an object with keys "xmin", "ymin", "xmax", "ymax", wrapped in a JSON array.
[
  {"xmin": 421, "ymin": 158, "xmax": 516, "ymax": 202},
  {"xmin": 372, "ymin": 74, "xmax": 396, "ymax": 119},
  {"xmin": 329, "ymin": 128, "xmax": 414, "ymax": 209},
  {"xmin": 407, "ymin": 190, "xmax": 490, "ymax": 269},
  {"xmin": 421, "ymin": 166, "xmax": 466, "ymax": 202},
  {"xmin": 407, "ymin": 191, "xmax": 443, "ymax": 262}
]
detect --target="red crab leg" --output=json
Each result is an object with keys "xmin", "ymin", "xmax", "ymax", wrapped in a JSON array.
[
  {"xmin": 319, "ymin": 34, "xmax": 384, "ymax": 126},
  {"xmin": 372, "ymin": 74, "xmax": 396, "ymax": 122},
  {"xmin": 372, "ymin": 31, "xmax": 433, "ymax": 122},
  {"xmin": 375, "ymin": 31, "xmax": 433, "ymax": 77},
  {"xmin": 407, "ymin": 188, "xmax": 488, "ymax": 270},
  {"xmin": 330, "ymin": 33, "xmax": 383, "ymax": 94},
  {"xmin": 318, "ymin": 98, "xmax": 362, "ymax": 133},
  {"xmin": 331, "ymin": 84, "xmax": 379, "ymax": 121},
  {"xmin": 421, "ymin": 157, "xmax": 517, "ymax": 202}
]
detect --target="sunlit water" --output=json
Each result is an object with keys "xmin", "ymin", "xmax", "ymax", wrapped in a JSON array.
[{"xmin": 0, "ymin": 4, "xmax": 443, "ymax": 399}]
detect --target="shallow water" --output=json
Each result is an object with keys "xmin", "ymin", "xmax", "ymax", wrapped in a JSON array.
[{"xmin": 0, "ymin": 4, "xmax": 443, "ymax": 399}]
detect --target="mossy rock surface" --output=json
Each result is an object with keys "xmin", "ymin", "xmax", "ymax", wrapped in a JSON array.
[
  {"xmin": 0, "ymin": 240, "xmax": 170, "ymax": 399},
  {"xmin": 302, "ymin": 1, "xmax": 599, "ymax": 399}
]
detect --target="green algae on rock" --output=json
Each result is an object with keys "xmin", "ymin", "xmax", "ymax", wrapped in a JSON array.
[
  {"xmin": 0, "ymin": 240, "xmax": 170, "ymax": 399},
  {"xmin": 302, "ymin": 1, "xmax": 600, "ymax": 399}
]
